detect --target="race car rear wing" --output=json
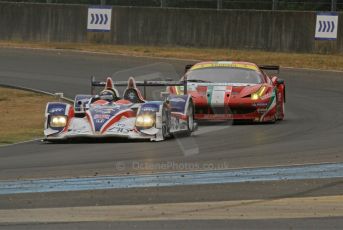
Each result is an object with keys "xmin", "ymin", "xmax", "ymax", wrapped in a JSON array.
[
  {"xmin": 185, "ymin": 64, "xmax": 280, "ymax": 74},
  {"xmin": 258, "ymin": 65, "xmax": 280, "ymax": 74},
  {"xmin": 91, "ymin": 76, "xmax": 188, "ymax": 97}
]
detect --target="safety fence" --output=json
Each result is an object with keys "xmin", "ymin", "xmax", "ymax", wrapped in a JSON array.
[
  {"xmin": 0, "ymin": 0, "xmax": 341, "ymax": 11},
  {"xmin": 0, "ymin": 2, "xmax": 341, "ymax": 53}
]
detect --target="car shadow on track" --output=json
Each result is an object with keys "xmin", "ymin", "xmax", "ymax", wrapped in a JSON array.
[
  {"xmin": 42, "ymin": 120, "xmax": 285, "ymax": 145},
  {"xmin": 196, "ymin": 120, "xmax": 278, "ymax": 126},
  {"xmin": 42, "ymin": 137, "xmax": 150, "ymax": 145}
]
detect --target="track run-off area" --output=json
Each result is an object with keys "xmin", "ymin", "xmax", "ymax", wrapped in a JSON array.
[{"xmin": 0, "ymin": 47, "xmax": 343, "ymax": 229}]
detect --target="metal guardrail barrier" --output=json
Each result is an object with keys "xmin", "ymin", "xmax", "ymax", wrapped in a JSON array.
[
  {"xmin": 0, "ymin": 0, "xmax": 340, "ymax": 11},
  {"xmin": 0, "ymin": 83, "xmax": 74, "ymax": 103}
]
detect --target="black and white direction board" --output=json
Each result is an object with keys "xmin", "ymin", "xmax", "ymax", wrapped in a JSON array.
[
  {"xmin": 87, "ymin": 6, "xmax": 112, "ymax": 32},
  {"xmin": 315, "ymin": 12, "xmax": 339, "ymax": 40}
]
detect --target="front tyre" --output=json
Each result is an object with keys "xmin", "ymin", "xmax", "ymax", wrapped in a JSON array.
[
  {"xmin": 161, "ymin": 105, "xmax": 171, "ymax": 140},
  {"xmin": 185, "ymin": 100, "xmax": 195, "ymax": 136}
]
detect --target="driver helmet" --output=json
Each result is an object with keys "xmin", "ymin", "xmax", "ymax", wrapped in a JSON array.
[{"xmin": 99, "ymin": 89, "xmax": 116, "ymax": 102}]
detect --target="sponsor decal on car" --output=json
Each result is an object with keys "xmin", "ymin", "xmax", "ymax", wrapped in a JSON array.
[
  {"xmin": 48, "ymin": 103, "xmax": 67, "ymax": 114},
  {"xmin": 169, "ymin": 97, "xmax": 186, "ymax": 103},
  {"xmin": 253, "ymin": 102, "xmax": 268, "ymax": 107},
  {"xmin": 107, "ymin": 123, "xmax": 130, "ymax": 134},
  {"xmin": 141, "ymin": 104, "xmax": 159, "ymax": 112},
  {"xmin": 94, "ymin": 114, "xmax": 111, "ymax": 120},
  {"xmin": 49, "ymin": 107, "xmax": 65, "ymax": 113}
]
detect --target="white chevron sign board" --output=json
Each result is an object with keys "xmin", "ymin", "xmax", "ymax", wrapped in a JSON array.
[
  {"xmin": 87, "ymin": 6, "xmax": 112, "ymax": 32},
  {"xmin": 315, "ymin": 12, "xmax": 339, "ymax": 40}
]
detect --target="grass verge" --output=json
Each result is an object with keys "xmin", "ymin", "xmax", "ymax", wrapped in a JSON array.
[
  {"xmin": 0, "ymin": 87, "xmax": 59, "ymax": 145},
  {"xmin": 1, "ymin": 40, "xmax": 343, "ymax": 71}
]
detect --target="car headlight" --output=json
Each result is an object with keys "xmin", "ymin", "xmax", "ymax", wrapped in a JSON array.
[
  {"xmin": 251, "ymin": 86, "xmax": 267, "ymax": 100},
  {"xmin": 50, "ymin": 115, "xmax": 67, "ymax": 128},
  {"xmin": 251, "ymin": 93, "xmax": 260, "ymax": 100},
  {"xmin": 135, "ymin": 114, "xmax": 155, "ymax": 128}
]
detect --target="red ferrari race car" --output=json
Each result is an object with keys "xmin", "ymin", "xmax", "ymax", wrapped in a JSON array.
[{"xmin": 168, "ymin": 61, "xmax": 285, "ymax": 123}]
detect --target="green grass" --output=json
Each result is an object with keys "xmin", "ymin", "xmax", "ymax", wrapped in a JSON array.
[{"xmin": 0, "ymin": 87, "xmax": 57, "ymax": 145}]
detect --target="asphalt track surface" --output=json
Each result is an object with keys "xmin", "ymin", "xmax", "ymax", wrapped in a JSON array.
[{"xmin": 0, "ymin": 47, "xmax": 343, "ymax": 229}]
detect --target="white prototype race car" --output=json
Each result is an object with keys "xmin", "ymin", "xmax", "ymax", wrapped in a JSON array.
[{"xmin": 44, "ymin": 77, "xmax": 196, "ymax": 141}]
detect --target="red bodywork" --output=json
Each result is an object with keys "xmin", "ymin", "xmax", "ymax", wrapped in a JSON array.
[{"xmin": 169, "ymin": 61, "xmax": 285, "ymax": 122}]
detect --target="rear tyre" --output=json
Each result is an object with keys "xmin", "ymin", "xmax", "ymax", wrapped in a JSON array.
[
  {"xmin": 269, "ymin": 115, "xmax": 277, "ymax": 124},
  {"xmin": 277, "ymin": 93, "xmax": 286, "ymax": 121}
]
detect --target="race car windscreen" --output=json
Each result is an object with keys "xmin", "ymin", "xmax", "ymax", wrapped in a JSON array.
[{"xmin": 186, "ymin": 67, "xmax": 263, "ymax": 84}]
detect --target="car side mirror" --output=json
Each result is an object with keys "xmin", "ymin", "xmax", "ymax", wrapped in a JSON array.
[
  {"xmin": 272, "ymin": 76, "xmax": 284, "ymax": 85},
  {"xmin": 276, "ymin": 79, "xmax": 284, "ymax": 85}
]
